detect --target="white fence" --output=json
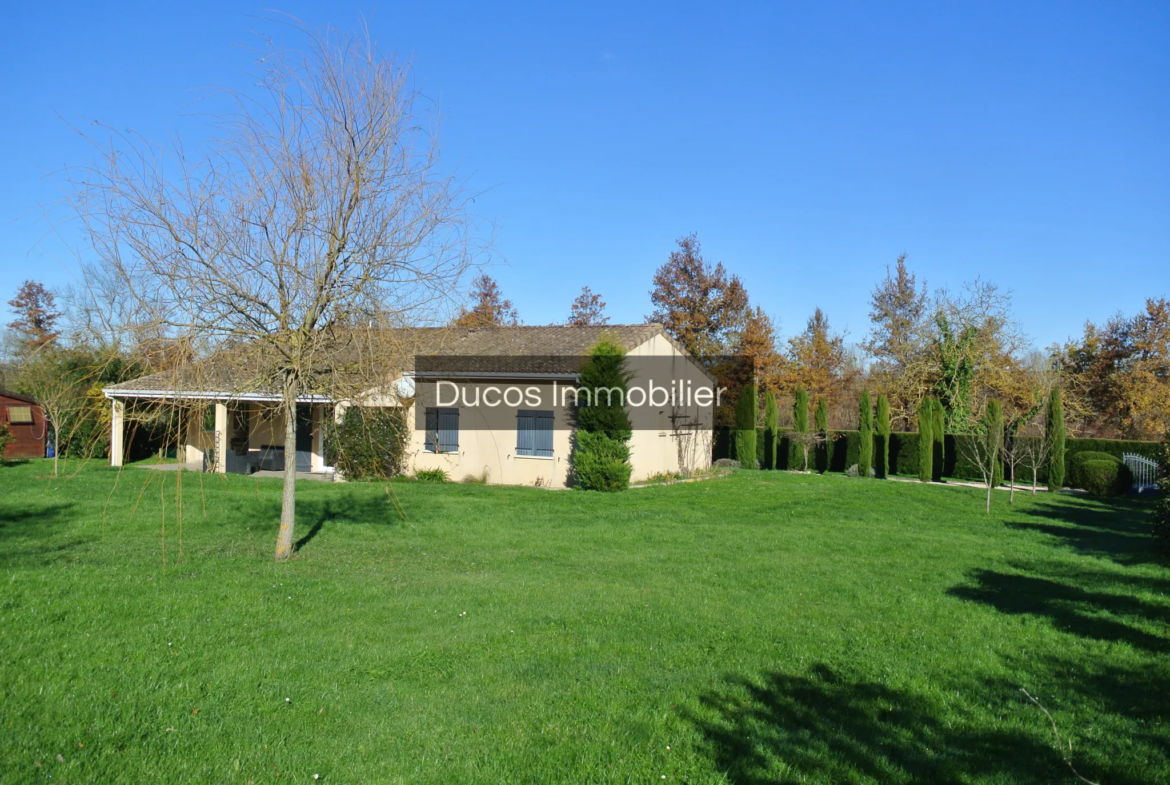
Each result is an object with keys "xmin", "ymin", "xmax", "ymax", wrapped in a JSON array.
[{"xmin": 1122, "ymin": 453, "xmax": 1158, "ymax": 491}]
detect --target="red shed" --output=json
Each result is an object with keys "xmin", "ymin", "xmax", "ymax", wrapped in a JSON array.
[{"xmin": 0, "ymin": 389, "xmax": 46, "ymax": 459}]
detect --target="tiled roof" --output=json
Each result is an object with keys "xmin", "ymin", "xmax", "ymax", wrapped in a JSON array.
[{"xmin": 105, "ymin": 324, "xmax": 674, "ymax": 397}]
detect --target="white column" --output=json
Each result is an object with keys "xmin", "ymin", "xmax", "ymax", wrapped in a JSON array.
[
  {"xmin": 110, "ymin": 399, "xmax": 125, "ymax": 467},
  {"xmin": 214, "ymin": 402, "xmax": 229, "ymax": 474}
]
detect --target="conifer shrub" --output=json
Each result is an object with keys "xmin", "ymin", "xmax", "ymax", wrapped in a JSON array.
[
  {"xmin": 858, "ymin": 389, "xmax": 873, "ymax": 478},
  {"xmin": 875, "ymin": 394, "xmax": 890, "ymax": 478},
  {"xmin": 734, "ymin": 384, "xmax": 758, "ymax": 469},
  {"xmin": 573, "ymin": 339, "xmax": 633, "ymax": 491},
  {"xmin": 917, "ymin": 398, "xmax": 933, "ymax": 483}
]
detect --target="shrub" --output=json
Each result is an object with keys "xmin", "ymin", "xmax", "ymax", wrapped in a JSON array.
[
  {"xmin": 1067, "ymin": 451, "xmax": 1125, "ymax": 493},
  {"xmin": 1046, "ymin": 388, "xmax": 1066, "ymax": 491},
  {"xmin": 858, "ymin": 390, "xmax": 873, "ymax": 479},
  {"xmin": 1153, "ymin": 433, "xmax": 1170, "ymax": 543},
  {"xmin": 324, "ymin": 406, "xmax": 409, "ymax": 480},
  {"xmin": 985, "ymin": 400, "xmax": 1005, "ymax": 487},
  {"xmin": 1076, "ymin": 459, "xmax": 1132, "ymax": 497},
  {"xmin": 0, "ymin": 423, "xmax": 13, "ymax": 461},
  {"xmin": 573, "ymin": 430, "xmax": 633, "ymax": 491},
  {"xmin": 573, "ymin": 339, "xmax": 633, "ymax": 491},
  {"xmin": 875, "ymin": 394, "xmax": 890, "ymax": 479},
  {"xmin": 917, "ymin": 398, "xmax": 933, "ymax": 482},
  {"xmin": 764, "ymin": 390, "xmax": 778, "ymax": 470},
  {"xmin": 931, "ymin": 398, "xmax": 945, "ymax": 482},
  {"xmin": 814, "ymin": 398, "xmax": 829, "ymax": 474},
  {"xmin": 734, "ymin": 385, "xmax": 758, "ymax": 469},
  {"xmin": 414, "ymin": 468, "xmax": 450, "ymax": 483}
]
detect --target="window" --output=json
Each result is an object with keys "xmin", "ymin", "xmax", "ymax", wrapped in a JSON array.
[
  {"xmin": 424, "ymin": 407, "xmax": 459, "ymax": 453},
  {"xmin": 516, "ymin": 410, "xmax": 554, "ymax": 458},
  {"xmin": 7, "ymin": 406, "xmax": 33, "ymax": 425}
]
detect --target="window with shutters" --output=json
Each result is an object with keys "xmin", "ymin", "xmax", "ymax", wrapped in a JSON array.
[
  {"xmin": 516, "ymin": 410, "xmax": 554, "ymax": 458},
  {"xmin": 7, "ymin": 406, "xmax": 33, "ymax": 425},
  {"xmin": 424, "ymin": 407, "xmax": 459, "ymax": 453}
]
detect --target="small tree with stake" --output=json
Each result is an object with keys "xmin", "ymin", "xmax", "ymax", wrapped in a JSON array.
[
  {"xmin": 917, "ymin": 397, "xmax": 933, "ymax": 483},
  {"xmin": 789, "ymin": 429, "xmax": 825, "ymax": 474},
  {"xmin": 959, "ymin": 399, "xmax": 1005, "ymax": 514},
  {"xmin": 858, "ymin": 389, "xmax": 873, "ymax": 478}
]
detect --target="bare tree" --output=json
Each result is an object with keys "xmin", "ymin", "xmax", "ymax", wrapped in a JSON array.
[
  {"xmin": 65, "ymin": 22, "xmax": 478, "ymax": 560},
  {"xmin": 788, "ymin": 429, "xmax": 825, "ymax": 473},
  {"xmin": 957, "ymin": 400, "xmax": 1004, "ymax": 514}
]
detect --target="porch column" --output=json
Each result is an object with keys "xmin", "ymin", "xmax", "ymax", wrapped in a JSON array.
[
  {"xmin": 214, "ymin": 401, "xmax": 229, "ymax": 474},
  {"xmin": 110, "ymin": 399, "xmax": 125, "ymax": 467}
]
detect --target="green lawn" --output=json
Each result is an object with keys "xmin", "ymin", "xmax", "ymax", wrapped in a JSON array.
[{"xmin": 0, "ymin": 460, "xmax": 1166, "ymax": 784}]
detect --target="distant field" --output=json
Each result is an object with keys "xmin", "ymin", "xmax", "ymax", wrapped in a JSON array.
[{"xmin": 0, "ymin": 459, "xmax": 1166, "ymax": 783}]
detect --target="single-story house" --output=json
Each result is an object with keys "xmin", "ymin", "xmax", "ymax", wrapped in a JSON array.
[
  {"xmin": 0, "ymin": 388, "xmax": 47, "ymax": 459},
  {"xmin": 103, "ymin": 324, "xmax": 719, "ymax": 488}
]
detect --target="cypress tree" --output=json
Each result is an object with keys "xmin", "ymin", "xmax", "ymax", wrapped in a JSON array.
[
  {"xmin": 793, "ymin": 388, "xmax": 810, "ymax": 471},
  {"xmin": 734, "ymin": 384, "xmax": 758, "ymax": 469},
  {"xmin": 763, "ymin": 390, "xmax": 778, "ymax": 470},
  {"xmin": 814, "ymin": 397, "xmax": 829, "ymax": 474},
  {"xmin": 1046, "ymin": 388, "xmax": 1066, "ymax": 491},
  {"xmin": 917, "ymin": 397, "xmax": 933, "ymax": 483},
  {"xmin": 875, "ymin": 394, "xmax": 890, "ymax": 478},
  {"xmin": 573, "ymin": 339, "xmax": 633, "ymax": 491},
  {"xmin": 858, "ymin": 389, "xmax": 873, "ymax": 478},
  {"xmin": 931, "ymin": 397, "xmax": 945, "ymax": 482},
  {"xmin": 986, "ymin": 399, "xmax": 1004, "ymax": 487}
]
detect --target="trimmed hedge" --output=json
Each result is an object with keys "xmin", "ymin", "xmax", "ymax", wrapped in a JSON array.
[
  {"xmin": 713, "ymin": 428, "xmax": 1157, "ymax": 484},
  {"xmin": 1067, "ymin": 452, "xmax": 1133, "ymax": 496}
]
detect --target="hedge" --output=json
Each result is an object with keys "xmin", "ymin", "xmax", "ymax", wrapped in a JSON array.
[{"xmin": 712, "ymin": 427, "xmax": 1158, "ymax": 484}]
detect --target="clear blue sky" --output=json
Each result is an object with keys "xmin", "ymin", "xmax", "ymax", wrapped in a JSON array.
[{"xmin": 2, "ymin": 1, "xmax": 1167, "ymax": 349}]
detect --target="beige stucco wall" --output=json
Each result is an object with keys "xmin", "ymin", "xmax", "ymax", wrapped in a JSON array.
[{"xmin": 391, "ymin": 332, "xmax": 716, "ymax": 488}]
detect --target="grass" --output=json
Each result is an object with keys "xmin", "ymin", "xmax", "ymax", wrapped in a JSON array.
[{"xmin": 0, "ymin": 459, "xmax": 1167, "ymax": 784}]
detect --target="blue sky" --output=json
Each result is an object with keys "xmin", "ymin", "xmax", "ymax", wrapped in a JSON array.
[{"xmin": 2, "ymin": 1, "xmax": 1167, "ymax": 349}]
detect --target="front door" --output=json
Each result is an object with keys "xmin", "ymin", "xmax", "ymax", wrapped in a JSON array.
[{"xmin": 295, "ymin": 404, "xmax": 313, "ymax": 472}]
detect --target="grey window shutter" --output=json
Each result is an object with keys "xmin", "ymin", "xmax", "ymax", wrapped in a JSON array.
[
  {"xmin": 516, "ymin": 411, "xmax": 533, "ymax": 456},
  {"xmin": 425, "ymin": 408, "xmax": 438, "ymax": 452},
  {"xmin": 438, "ymin": 408, "xmax": 459, "ymax": 452},
  {"xmin": 535, "ymin": 411, "xmax": 554, "ymax": 457}
]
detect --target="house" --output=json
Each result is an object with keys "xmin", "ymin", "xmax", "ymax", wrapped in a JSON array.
[
  {"xmin": 102, "ymin": 325, "xmax": 719, "ymax": 487},
  {"xmin": 0, "ymin": 389, "xmax": 47, "ymax": 459}
]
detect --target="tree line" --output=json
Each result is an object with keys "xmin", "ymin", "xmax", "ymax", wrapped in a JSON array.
[{"xmin": 448, "ymin": 236, "xmax": 1167, "ymax": 442}]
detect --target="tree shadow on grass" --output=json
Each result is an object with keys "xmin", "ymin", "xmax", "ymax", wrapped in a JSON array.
[
  {"xmin": 683, "ymin": 664, "xmax": 1062, "ymax": 784},
  {"xmin": 0, "ymin": 500, "xmax": 87, "ymax": 565},
  {"xmin": 275, "ymin": 492, "xmax": 404, "ymax": 553},
  {"xmin": 1006, "ymin": 496, "xmax": 1162, "ymax": 567},
  {"xmin": 948, "ymin": 569, "xmax": 1168, "ymax": 654}
]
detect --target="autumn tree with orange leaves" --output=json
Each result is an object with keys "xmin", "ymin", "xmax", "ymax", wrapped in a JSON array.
[
  {"xmin": 566, "ymin": 286, "xmax": 609, "ymax": 326},
  {"xmin": 647, "ymin": 233, "xmax": 749, "ymax": 360},
  {"xmin": 454, "ymin": 274, "xmax": 520, "ymax": 328}
]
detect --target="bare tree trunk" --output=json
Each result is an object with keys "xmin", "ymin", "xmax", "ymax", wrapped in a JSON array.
[
  {"xmin": 53, "ymin": 425, "xmax": 59, "ymax": 477},
  {"xmin": 1032, "ymin": 467, "xmax": 1037, "ymax": 496},
  {"xmin": 986, "ymin": 480, "xmax": 992, "ymax": 514},
  {"xmin": 274, "ymin": 372, "xmax": 299, "ymax": 561}
]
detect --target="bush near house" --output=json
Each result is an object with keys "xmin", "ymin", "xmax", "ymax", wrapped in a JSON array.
[
  {"xmin": 324, "ymin": 406, "xmax": 409, "ymax": 480},
  {"xmin": 0, "ymin": 423, "xmax": 13, "ymax": 460}
]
